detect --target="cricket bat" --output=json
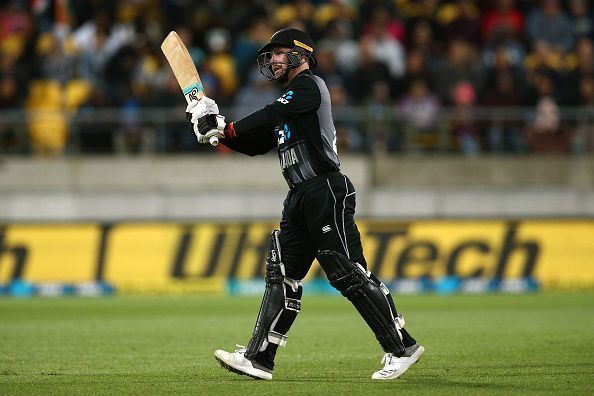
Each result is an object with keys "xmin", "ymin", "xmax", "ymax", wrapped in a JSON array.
[{"xmin": 161, "ymin": 31, "xmax": 218, "ymax": 146}]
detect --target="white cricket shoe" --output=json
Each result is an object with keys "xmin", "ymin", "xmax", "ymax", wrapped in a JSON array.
[
  {"xmin": 372, "ymin": 344, "xmax": 425, "ymax": 380},
  {"xmin": 213, "ymin": 345, "xmax": 273, "ymax": 380}
]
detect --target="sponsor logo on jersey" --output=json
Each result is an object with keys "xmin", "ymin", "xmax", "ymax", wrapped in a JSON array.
[
  {"xmin": 277, "ymin": 123, "xmax": 292, "ymax": 145},
  {"xmin": 322, "ymin": 225, "xmax": 332, "ymax": 233},
  {"xmin": 280, "ymin": 148, "xmax": 299, "ymax": 169},
  {"xmin": 276, "ymin": 90, "xmax": 294, "ymax": 105}
]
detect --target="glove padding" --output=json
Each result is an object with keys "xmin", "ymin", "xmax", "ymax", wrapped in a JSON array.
[
  {"xmin": 185, "ymin": 96, "xmax": 226, "ymax": 144},
  {"xmin": 196, "ymin": 113, "xmax": 225, "ymax": 144}
]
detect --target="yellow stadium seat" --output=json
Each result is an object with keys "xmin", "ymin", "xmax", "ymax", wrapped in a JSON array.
[
  {"xmin": 27, "ymin": 110, "xmax": 68, "ymax": 155},
  {"xmin": 64, "ymin": 79, "xmax": 92, "ymax": 110},
  {"xmin": 26, "ymin": 80, "xmax": 62, "ymax": 109},
  {"xmin": 25, "ymin": 79, "xmax": 70, "ymax": 154}
]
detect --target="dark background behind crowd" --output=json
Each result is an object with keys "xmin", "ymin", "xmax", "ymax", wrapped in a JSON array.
[{"xmin": 0, "ymin": 0, "xmax": 592, "ymax": 155}]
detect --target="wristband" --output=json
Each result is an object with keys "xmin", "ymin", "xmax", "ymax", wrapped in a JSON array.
[{"xmin": 224, "ymin": 121, "xmax": 238, "ymax": 139}]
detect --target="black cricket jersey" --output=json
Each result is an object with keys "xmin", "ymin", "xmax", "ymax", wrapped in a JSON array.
[{"xmin": 222, "ymin": 70, "xmax": 340, "ymax": 188}]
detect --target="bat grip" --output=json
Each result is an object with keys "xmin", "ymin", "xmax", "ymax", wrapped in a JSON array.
[{"xmin": 209, "ymin": 136, "xmax": 219, "ymax": 146}]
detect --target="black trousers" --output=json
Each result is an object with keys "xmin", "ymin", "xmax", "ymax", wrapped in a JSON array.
[
  {"xmin": 279, "ymin": 172, "xmax": 366, "ymax": 280},
  {"xmin": 256, "ymin": 173, "xmax": 417, "ymax": 368}
]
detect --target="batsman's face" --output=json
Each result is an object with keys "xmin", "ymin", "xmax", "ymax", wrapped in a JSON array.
[
  {"xmin": 270, "ymin": 47, "xmax": 291, "ymax": 79},
  {"xmin": 258, "ymin": 46, "xmax": 296, "ymax": 82}
]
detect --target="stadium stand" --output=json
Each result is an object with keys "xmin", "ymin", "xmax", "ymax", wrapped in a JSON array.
[{"xmin": 0, "ymin": 0, "xmax": 592, "ymax": 155}]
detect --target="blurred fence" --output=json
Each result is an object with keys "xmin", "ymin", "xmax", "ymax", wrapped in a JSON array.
[{"xmin": 1, "ymin": 106, "xmax": 593, "ymax": 156}]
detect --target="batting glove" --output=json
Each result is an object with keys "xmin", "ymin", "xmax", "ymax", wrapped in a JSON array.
[
  {"xmin": 196, "ymin": 113, "xmax": 226, "ymax": 144},
  {"xmin": 185, "ymin": 96, "xmax": 225, "ymax": 144}
]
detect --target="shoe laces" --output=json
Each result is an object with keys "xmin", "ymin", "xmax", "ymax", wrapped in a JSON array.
[
  {"xmin": 234, "ymin": 344, "xmax": 247, "ymax": 354},
  {"xmin": 380, "ymin": 353, "xmax": 394, "ymax": 366}
]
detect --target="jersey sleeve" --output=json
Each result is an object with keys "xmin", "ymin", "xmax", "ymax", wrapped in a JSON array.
[
  {"xmin": 264, "ymin": 75, "xmax": 321, "ymax": 122},
  {"xmin": 221, "ymin": 108, "xmax": 277, "ymax": 156}
]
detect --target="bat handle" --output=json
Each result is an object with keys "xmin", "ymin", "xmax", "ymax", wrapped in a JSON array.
[{"xmin": 209, "ymin": 136, "xmax": 219, "ymax": 146}]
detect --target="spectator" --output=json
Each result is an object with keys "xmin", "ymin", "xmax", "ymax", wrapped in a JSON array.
[
  {"xmin": 203, "ymin": 28, "xmax": 237, "ymax": 104},
  {"xmin": 103, "ymin": 42, "xmax": 139, "ymax": 104},
  {"xmin": 523, "ymin": 40, "xmax": 565, "ymax": 96},
  {"xmin": 526, "ymin": 0, "xmax": 574, "ymax": 53},
  {"xmin": 271, "ymin": 0, "xmax": 316, "ymax": 36},
  {"xmin": 232, "ymin": 18, "xmax": 272, "ymax": 85},
  {"xmin": 449, "ymin": 81, "xmax": 480, "ymax": 155},
  {"xmin": 523, "ymin": 72, "xmax": 571, "ymax": 153},
  {"xmin": 484, "ymin": 45, "xmax": 524, "ymax": 94},
  {"xmin": 568, "ymin": 0, "xmax": 593, "ymax": 41},
  {"xmin": 443, "ymin": 0, "xmax": 482, "ymax": 48},
  {"xmin": 176, "ymin": 26, "xmax": 206, "ymax": 73},
  {"xmin": 72, "ymin": 9, "xmax": 135, "ymax": 83},
  {"xmin": 571, "ymin": 75, "xmax": 594, "ymax": 152},
  {"xmin": 563, "ymin": 37, "xmax": 594, "ymax": 105},
  {"xmin": 151, "ymin": 71, "xmax": 202, "ymax": 153},
  {"xmin": 0, "ymin": 54, "xmax": 18, "ymax": 108},
  {"xmin": 401, "ymin": 0, "xmax": 441, "ymax": 41},
  {"xmin": 37, "ymin": 33, "xmax": 79, "ymax": 84},
  {"xmin": 433, "ymin": 38, "xmax": 483, "ymax": 104},
  {"xmin": 395, "ymin": 49, "xmax": 432, "ymax": 98},
  {"xmin": 76, "ymin": 86, "xmax": 116, "ymax": 153},
  {"xmin": 319, "ymin": 18, "xmax": 359, "ymax": 76},
  {"xmin": 481, "ymin": 0, "xmax": 525, "ymax": 41},
  {"xmin": 365, "ymin": 81, "xmax": 395, "ymax": 152},
  {"xmin": 481, "ymin": 72, "xmax": 525, "ymax": 152},
  {"xmin": 194, "ymin": 64, "xmax": 223, "ymax": 105},
  {"xmin": 406, "ymin": 20, "xmax": 441, "ymax": 71},
  {"xmin": 0, "ymin": 53, "xmax": 21, "ymax": 152},
  {"xmin": 348, "ymin": 39, "xmax": 393, "ymax": 104},
  {"xmin": 360, "ymin": 7, "xmax": 406, "ymax": 79},
  {"xmin": 131, "ymin": 37, "xmax": 170, "ymax": 106},
  {"xmin": 327, "ymin": 78, "xmax": 364, "ymax": 152},
  {"xmin": 115, "ymin": 88, "xmax": 148, "ymax": 154},
  {"xmin": 482, "ymin": 25, "xmax": 526, "ymax": 70},
  {"xmin": 360, "ymin": 5, "xmax": 406, "ymax": 44},
  {"xmin": 577, "ymin": 76, "xmax": 594, "ymax": 106},
  {"xmin": 0, "ymin": 2, "xmax": 32, "ymax": 44},
  {"xmin": 398, "ymin": 78, "xmax": 442, "ymax": 151},
  {"xmin": 313, "ymin": 42, "xmax": 346, "ymax": 87},
  {"xmin": 573, "ymin": 37, "xmax": 593, "ymax": 77}
]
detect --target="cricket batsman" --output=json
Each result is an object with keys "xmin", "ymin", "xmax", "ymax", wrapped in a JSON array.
[{"xmin": 186, "ymin": 28, "xmax": 424, "ymax": 380}]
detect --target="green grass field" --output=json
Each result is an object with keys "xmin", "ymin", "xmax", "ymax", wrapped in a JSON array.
[{"xmin": 1, "ymin": 292, "xmax": 593, "ymax": 395}]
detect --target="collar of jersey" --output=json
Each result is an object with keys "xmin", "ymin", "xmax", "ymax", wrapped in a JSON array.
[
  {"xmin": 294, "ymin": 69, "xmax": 313, "ymax": 77},
  {"xmin": 285, "ymin": 69, "xmax": 312, "ymax": 89}
]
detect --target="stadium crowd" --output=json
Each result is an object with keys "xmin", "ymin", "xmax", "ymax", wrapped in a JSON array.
[{"xmin": 0, "ymin": 0, "xmax": 592, "ymax": 155}]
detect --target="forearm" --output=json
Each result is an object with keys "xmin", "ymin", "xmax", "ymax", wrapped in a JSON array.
[
  {"xmin": 224, "ymin": 108, "xmax": 269, "ymax": 138},
  {"xmin": 188, "ymin": 96, "xmax": 277, "ymax": 155},
  {"xmin": 221, "ymin": 108, "xmax": 276, "ymax": 156}
]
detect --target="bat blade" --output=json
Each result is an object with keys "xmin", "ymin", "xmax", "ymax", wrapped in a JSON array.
[
  {"xmin": 161, "ymin": 31, "xmax": 218, "ymax": 146},
  {"xmin": 161, "ymin": 31, "xmax": 204, "ymax": 104}
]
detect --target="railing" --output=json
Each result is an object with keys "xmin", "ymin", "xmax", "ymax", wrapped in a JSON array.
[{"xmin": 1, "ymin": 106, "xmax": 593, "ymax": 155}]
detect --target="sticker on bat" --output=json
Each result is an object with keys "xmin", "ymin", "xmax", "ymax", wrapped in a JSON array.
[{"xmin": 183, "ymin": 82, "xmax": 204, "ymax": 102}]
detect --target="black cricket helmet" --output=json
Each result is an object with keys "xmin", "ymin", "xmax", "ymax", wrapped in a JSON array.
[{"xmin": 257, "ymin": 28, "xmax": 317, "ymax": 80}]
